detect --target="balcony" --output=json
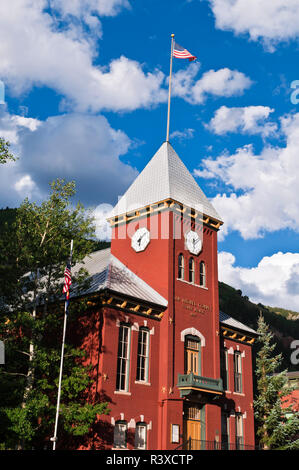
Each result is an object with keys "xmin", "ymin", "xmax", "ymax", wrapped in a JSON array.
[{"xmin": 177, "ymin": 372, "xmax": 223, "ymax": 397}]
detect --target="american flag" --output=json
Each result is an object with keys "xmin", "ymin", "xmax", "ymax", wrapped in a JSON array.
[
  {"xmin": 62, "ymin": 263, "xmax": 71, "ymax": 300},
  {"xmin": 173, "ymin": 42, "xmax": 197, "ymax": 61}
]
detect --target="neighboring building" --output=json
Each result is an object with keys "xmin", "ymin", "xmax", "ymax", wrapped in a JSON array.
[
  {"xmin": 71, "ymin": 142, "xmax": 258, "ymax": 450},
  {"xmin": 282, "ymin": 371, "xmax": 299, "ymax": 416}
]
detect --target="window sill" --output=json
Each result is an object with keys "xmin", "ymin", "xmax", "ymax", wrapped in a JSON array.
[
  {"xmin": 112, "ymin": 447, "xmax": 128, "ymax": 450},
  {"xmin": 233, "ymin": 392, "xmax": 244, "ymax": 396},
  {"xmin": 135, "ymin": 380, "xmax": 151, "ymax": 386},
  {"xmin": 114, "ymin": 391, "xmax": 132, "ymax": 396},
  {"xmin": 177, "ymin": 278, "xmax": 208, "ymax": 290}
]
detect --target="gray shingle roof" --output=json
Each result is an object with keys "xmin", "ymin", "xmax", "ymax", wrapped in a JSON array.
[
  {"xmin": 111, "ymin": 142, "xmax": 222, "ymax": 222},
  {"xmin": 219, "ymin": 310, "xmax": 257, "ymax": 335},
  {"xmin": 71, "ymin": 248, "xmax": 168, "ymax": 307}
]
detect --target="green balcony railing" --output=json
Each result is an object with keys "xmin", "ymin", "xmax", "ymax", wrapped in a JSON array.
[{"xmin": 177, "ymin": 372, "xmax": 223, "ymax": 397}]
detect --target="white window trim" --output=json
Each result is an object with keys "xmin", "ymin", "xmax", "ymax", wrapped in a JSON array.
[{"xmin": 181, "ymin": 328, "xmax": 206, "ymax": 347}]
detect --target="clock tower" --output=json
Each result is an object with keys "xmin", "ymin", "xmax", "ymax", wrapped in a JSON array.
[{"xmin": 107, "ymin": 141, "xmax": 225, "ymax": 448}]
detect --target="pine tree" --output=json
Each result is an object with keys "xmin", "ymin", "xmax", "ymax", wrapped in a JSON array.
[
  {"xmin": 254, "ymin": 314, "xmax": 299, "ymax": 450},
  {"xmin": 0, "ymin": 179, "xmax": 110, "ymax": 449}
]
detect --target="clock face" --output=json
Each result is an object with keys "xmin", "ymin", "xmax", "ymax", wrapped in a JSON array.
[
  {"xmin": 185, "ymin": 230, "xmax": 202, "ymax": 255},
  {"xmin": 131, "ymin": 227, "xmax": 150, "ymax": 252}
]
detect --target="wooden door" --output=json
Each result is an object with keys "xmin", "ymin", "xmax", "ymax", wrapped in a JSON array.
[{"xmin": 183, "ymin": 405, "xmax": 202, "ymax": 450}]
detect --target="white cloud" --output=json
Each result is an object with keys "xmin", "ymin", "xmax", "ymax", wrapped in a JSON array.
[
  {"xmin": 170, "ymin": 128, "xmax": 195, "ymax": 142},
  {"xmin": 92, "ymin": 203, "xmax": 113, "ymax": 240},
  {"xmin": 0, "ymin": 111, "xmax": 138, "ymax": 208},
  {"xmin": 14, "ymin": 175, "xmax": 37, "ymax": 199},
  {"xmin": 50, "ymin": 0, "xmax": 130, "ymax": 18},
  {"xmin": 172, "ymin": 63, "xmax": 252, "ymax": 104},
  {"xmin": 0, "ymin": 108, "xmax": 41, "ymax": 145},
  {"xmin": 209, "ymin": 0, "xmax": 299, "ymax": 50},
  {"xmin": 218, "ymin": 251, "xmax": 299, "ymax": 311},
  {"xmin": 195, "ymin": 112, "xmax": 299, "ymax": 240},
  {"xmin": 206, "ymin": 105, "xmax": 277, "ymax": 137},
  {"xmin": 0, "ymin": 1, "xmax": 166, "ymax": 112}
]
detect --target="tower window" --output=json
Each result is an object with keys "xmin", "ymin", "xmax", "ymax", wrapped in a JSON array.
[
  {"xmin": 178, "ymin": 253, "xmax": 184, "ymax": 280},
  {"xmin": 189, "ymin": 258, "xmax": 195, "ymax": 283},
  {"xmin": 199, "ymin": 261, "xmax": 206, "ymax": 287}
]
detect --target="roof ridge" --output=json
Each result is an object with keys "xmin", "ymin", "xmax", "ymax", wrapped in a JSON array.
[{"xmin": 110, "ymin": 141, "xmax": 222, "ymax": 222}]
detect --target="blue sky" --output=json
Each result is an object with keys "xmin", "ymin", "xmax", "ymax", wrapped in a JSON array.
[{"xmin": 1, "ymin": 0, "xmax": 299, "ymax": 311}]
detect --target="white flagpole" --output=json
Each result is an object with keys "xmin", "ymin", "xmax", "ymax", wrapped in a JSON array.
[
  {"xmin": 166, "ymin": 33, "xmax": 175, "ymax": 143},
  {"xmin": 51, "ymin": 239, "xmax": 73, "ymax": 451}
]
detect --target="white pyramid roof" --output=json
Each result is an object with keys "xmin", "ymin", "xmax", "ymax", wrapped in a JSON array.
[{"xmin": 111, "ymin": 142, "xmax": 222, "ymax": 222}]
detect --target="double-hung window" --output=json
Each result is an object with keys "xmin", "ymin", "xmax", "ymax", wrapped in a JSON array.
[
  {"xmin": 234, "ymin": 351, "xmax": 242, "ymax": 393},
  {"xmin": 220, "ymin": 348, "xmax": 229, "ymax": 391},
  {"xmin": 221, "ymin": 412, "xmax": 230, "ymax": 450},
  {"xmin": 114, "ymin": 421, "xmax": 127, "ymax": 448},
  {"xmin": 136, "ymin": 328, "xmax": 150, "ymax": 383},
  {"xmin": 235, "ymin": 413, "xmax": 244, "ymax": 450},
  {"xmin": 116, "ymin": 324, "xmax": 131, "ymax": 392},
  {"xmin": 135, "ymin": 422, "xmax": 147, "ymax": 449}
]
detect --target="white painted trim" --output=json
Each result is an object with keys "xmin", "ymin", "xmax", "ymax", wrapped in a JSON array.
[
  {"xmin": 128, "ymin": 419, "xmax": 136, "ymax": 429},
  {"xmin": 181, "ymin": 328, "xmax": 206, "ymax": 346}
]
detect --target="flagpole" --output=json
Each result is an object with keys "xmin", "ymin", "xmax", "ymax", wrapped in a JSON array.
[
  {"xmin": 51, "ymin": 239, "xmax": 73, "ymax": 451},
  {"xmin": 166, "ymin": 33, "xmax": 175, "ymax": 143}
]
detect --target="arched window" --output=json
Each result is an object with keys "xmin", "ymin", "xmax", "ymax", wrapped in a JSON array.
[
  {"xmin": 184, "ymin": 335, "xmax": 201, "ymax": 375},
  {"xmin": 189, "ymin": 258, "xmax": 195, "ymax": 283},
  {"xmin": 199, "ymin": 261, "xmax": 206, "ymax": 287},
  {"xmin": 178, "ymin": 253, "xmax": 184, "ymax": 280}
]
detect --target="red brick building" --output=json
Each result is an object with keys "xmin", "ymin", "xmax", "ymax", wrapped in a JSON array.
[{"xmin": 74, "ymin": 142, "xmax": 258, "ymax": 450}]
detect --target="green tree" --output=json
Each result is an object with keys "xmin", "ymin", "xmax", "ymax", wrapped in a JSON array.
[
  {"xmin": 0, "ymin": 138, "xmax": 16, "ymax": 164},
  {"xmin": 254, "ymin": 314, "xmax": 299, "ymax": 450},
  {"xmin": 0, "ymin": 179, "xmax": 110, "ymax": 449}
]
